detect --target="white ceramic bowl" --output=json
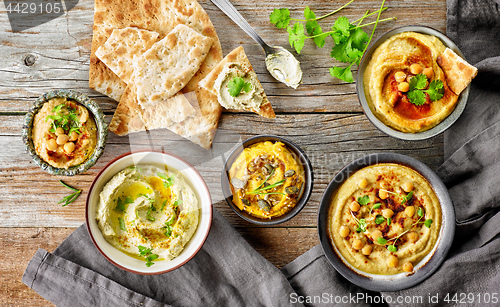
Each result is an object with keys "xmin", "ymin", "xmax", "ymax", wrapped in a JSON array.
[{"xmin": 86, "ymin": 150, "xmax": 212, "ymax": 274}]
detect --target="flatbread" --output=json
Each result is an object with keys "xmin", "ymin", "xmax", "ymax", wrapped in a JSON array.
[
  {"xmin": 200, "ymin": 46, "xmax": 275, "ymax": 119},
  {"xmin": 134, "ymin": 24, "xmax": 213, "ymax": 108},
  {"xmin": 89, "ymin": 0, "xmax": 223, "ymax": 148},
  {"xmin": 437, "ymin": 48, "xmax": 478, "ymax": 95},
  {"xmin": 95, "ymin": 27, "xmax": 160, "ymax": 84}
]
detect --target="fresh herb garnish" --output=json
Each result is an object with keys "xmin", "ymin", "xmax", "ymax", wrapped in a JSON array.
[
  {"xmin": 407, "ymin": 74, "xmax": 444, "ymax": 105},
  {"xmin": 270, "ymin": 0, "xmax": 395, "ymax": 82},
  {"xmin": 357, "ymin": 195, "xmax": 370, "ymax": 206},
  {"xmin": 45, "ymin": 103, "xmax": 81, "ymax": 134},
  {"xmin": 173, "ymin": 199, "xmax": 183, "ymax": 208},
  {"xmin": 424, "ymin": 219, "xmax": 433, "ymax": 228},
  {"xmin": 387, "ymin": 217, "xmax": 391, "ymax": 225},
  {"xmin": 118, "ymin": 217, "xmax": 127, "ymax": 232},
  {"xmin": 400, "ymin": 191, "xmax": 414, "ymax": 206},
  {"xmin": 375, "ymin": 214, "xmax": 385, "ymax": 225},
  {"xmin": 227, "ymin": 77, "xmax": 252, "ymax": 97},
  {"xmin": 370, "ymin": 203, "xmax": 381, "ymax": 214},
  {"xmin": 387, "ymin": 244, "xmax": 397, "ymax": 252},
  {"xmin": 138, "ymin": 245, "xmax": 159, "ymax": 267},
  {"xmin": 115, "ymin": 196, "xmax": 133, "ymax": 212},
  {"xmin": 356, "ymin": 218, "xmax": 367, "ymax": 232},
  {"xmin": 163, "ymin": 212, "xmax": 177, "ymax": 237},
  {"xmin": 58, "ymin": 180, "xmax": 82, "ymax": 207},
  {"xmin": 158, "ymin": 173, "xmax": 175, "ymax": 189},
  {"xmin": 248, "ymin": 168, "xmax": 286, "ymax": 195},
  {"xmin": 377, "ymin": 237, "xmax": 387, "ymax": 245}
]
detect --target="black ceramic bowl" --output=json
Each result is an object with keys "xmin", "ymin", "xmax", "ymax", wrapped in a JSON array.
[
  {"xmin": 317, "ymin": 153, "xmax": 455, "ymax": 291},
  {"xmin": 222, "ymin": 135, "xmax": 313, "ymax": 225},
  {"xmin": 356, "ymin": 25, "xmax": 470, "ymax": 140}
]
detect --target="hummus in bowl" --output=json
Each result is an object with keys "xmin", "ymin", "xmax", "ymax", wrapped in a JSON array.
[
  {"xmin": 357, "ymin": 26, "xmax": 472, "ymax": 140},
  {"xmin": 222, "ymin": 135, "xmax": 313, "ymax": 225},
  {"xmin": 86, "ymin": 151, "xmax": 212, "ymax": 274},
  {"xmin": 318, "ymin": 153, "xmax": 455, "ymax": 291},
  {"xmin": 23, "ymin": 89, "xmax": 107, "ymax": 176}
]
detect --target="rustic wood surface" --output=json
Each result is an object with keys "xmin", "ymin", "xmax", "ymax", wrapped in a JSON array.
[{"xmin": 0, "ymin": 0, "xmax": 447, "ymax": 305}]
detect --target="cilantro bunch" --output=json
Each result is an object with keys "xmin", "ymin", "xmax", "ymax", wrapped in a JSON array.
[
  {"xmin": 269, "ymin": 0, "xmax": 395, "ymax": 82},
  {"xmin": 407, "ymin": 74, "xmax": 444, "ymax": 106}
]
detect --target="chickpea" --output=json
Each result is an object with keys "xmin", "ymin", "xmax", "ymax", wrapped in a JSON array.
[
  {"xmin": 404, "ymin": 206, "xmax": 415, "ymax": 217},
  {"xmin": 69, "ymin": 131, "xmax": 79, "ymax": 142},
  {"xmin": 387, "ymin": 255, "xmax": 399, "ymax": 268},
  {"xmin": 46, "ymin": 138, "xmax": 58, "ymax": 151},
  {"xmin": 372, "ymin": 229, "xmax": 383, "ymax": 242},
  {"xmin": 406, "ymin": 75, "xmax": 414, "ymax": 83},
  {"xmin": 403, "ymin": 261, "xmax": 414, "ymax": 272},
  {"xmin": 359, "ymin": 178, "xmax": 369, "ymax": 189},
  {"xmin": 394, "ymin": 71, "xmax": 407, "ymax": 83},
  {"xmin": 402, "ymin": 182, "xmax": 414, "ymax": 193},
  {"xmin": 56, "ymin": 134, "xmax": 69, "ymax": 145},
  {"xmin": 339, "ymin": 226, "xmax": 350, "ymax": 238},
  {"xmin": 423, "ymin": 67, "xmax": 434, "ymax": 79},
  {"xmin": 382, "ymin": 208, "xmax": 394, "ymax": 219},
  {"xmin": 64, "ymin": 142, "xmax": 76, "ymax": 153},
  {"xmin": 80, "ymin": 110, "xmax": 89, "ymax": 124},
  {"xmin": 407, "ymin": 232, "xmax": 419, "ymax": 243},
  {"xmin": 349, "ymin": 201, "xmax": 361, "ymax": 212},
  {"xmin": 352, "ymin": 239, "xmax": 364, "ymax": 250},
  {"xmin": 379, "ymin": 189, "xmax": 389, "ymax": 200},
  {"xmin": 398, "ymin": 82, "xmax": 410, "ymax": 92},
  {"xmin": 410, "ymin": 63, "xmax": 423, "ymax": 75},
  {"xmin": 362, "ymin": 245, "xmax": 373, "ymax": 256},
  {"xmin": 55, "ymin": 127, "xmax": 65, "ymax": 136}
]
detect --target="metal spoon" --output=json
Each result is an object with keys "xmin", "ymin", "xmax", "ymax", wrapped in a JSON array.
[{"xmin": 210, "ymin": 0, "xmax": 303, "ymax": 88}]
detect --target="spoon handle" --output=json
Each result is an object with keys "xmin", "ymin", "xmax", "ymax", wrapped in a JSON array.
[{"xmin": 210, "ymin": 0, "xmax": 271, "ymax": 52}]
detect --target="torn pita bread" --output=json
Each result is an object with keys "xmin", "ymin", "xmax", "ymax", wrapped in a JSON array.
[
  {"xmin": 89, "ymin": 0, "xmax": 223, "ymax": 148},
  {"xmin": 437, "ymin": 48, "xmax": 478, "ymax": 95},
  {"xmin": 134, "ymin": 24, "xmax": 213, "ymax": 108},
  {"xmin": 200, "ymin": 46, "xmax": 275, "ymax": 119},
  {"xmin": 95, "ymin": 27, "xmax": 159, "ymax": 84}
]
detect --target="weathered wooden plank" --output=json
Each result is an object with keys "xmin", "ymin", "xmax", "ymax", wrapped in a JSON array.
[
  {"xmin": 0, "ymin": 0, "xmax": 446, "ymax": 113},
  {"xmin": 0, "ymin": 113, "xmax": 443, "ymax": 228}
]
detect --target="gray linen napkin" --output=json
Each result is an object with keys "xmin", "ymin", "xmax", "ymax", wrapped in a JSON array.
[
  {"xmin": 23, "ymin": 0, "xmax": 500, "ymax": 306},
  {"xmin": 23, "ymin": 209, "xmax": 302, "ymax": 307}
]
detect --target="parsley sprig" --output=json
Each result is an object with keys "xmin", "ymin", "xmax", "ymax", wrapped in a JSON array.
[
  {"xmin": 407, "ymin": 74, "xmax": 445, "ymax": 106},
  {"xmin": 58, "ymin": 180, "xmax": 82, "ymax": 207},
  {"xmin": 227, "ymin": 77, "xmax": 252, "ymax": 97},
  {"xmin": 138, "ymin": 246, "xmax": 159, "ymax": 267},
  {"xmin": 270, "ymin": 0, "xmax": 395, "ymax": 82}
]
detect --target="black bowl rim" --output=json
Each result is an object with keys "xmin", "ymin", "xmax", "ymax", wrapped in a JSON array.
[
  {"xmin": 221, "ymin": 135, "xmax": 313, "ymax": 225},
  {"xmin": 356, "ymin": 25, "xmax": 470, "ymax": 140},
  {"xmin": 317, "ymin": 153, "xmax": 455, "ymax": 292}
]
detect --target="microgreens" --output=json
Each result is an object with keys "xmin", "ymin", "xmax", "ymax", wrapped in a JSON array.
[
  {"xmin": 350, "ymin": 211, "xmax": 367, "ymax": 232},
  {"xmin": 249, "ymin": 168, "xmax": 286, "ymax": 195},
  {"xmin": 138, "ymin": 245, "xmax": 159, "ymax": 267},
  {"xmin": 45, "ymin": 103, "xmax": 81, "ymax": 135},
  {"xmin": 158, "ymin": 173, "xmax": 175, "ymax": 189},
  {"xmin": 57, "ymin": 180, "xmax": 82, "ymax": 207},
  {"xmin": 357, "ymin": 195, "xmax": 370, "ymax": 206},
  {"xmin": 270, "ymin": 0, "xmax": 395, "ymax": 82},
  {"xmin": 370, "ymin": 203, "xmax": 381, "ymax": 214},
  {"xmin": 227, "ymin": 77, "xmax": 252, "ymax": 97}
]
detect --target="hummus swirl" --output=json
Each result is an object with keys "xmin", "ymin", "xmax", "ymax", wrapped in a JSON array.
[
  {"xmin": 96, "ymin": 165, "xmax": 199, "ymax": 262},
  {"xmin": 328, "ymin": 163, "xmax": 441, "ymax": 275},
  {"xmin": 363, "ymin": 32, "xmax": 459, "ymax": 133},
  {"xmin": 229, "ymin": 141, "xmax": 304, "ymax": 219}
]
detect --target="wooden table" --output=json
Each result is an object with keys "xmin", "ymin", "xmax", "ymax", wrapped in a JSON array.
[{"xmin": 0, "ymin": 0, "xmax": 447, "ymax": 304}]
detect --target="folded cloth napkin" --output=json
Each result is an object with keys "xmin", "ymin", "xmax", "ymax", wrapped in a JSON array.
[{"xmin": 23, "ymin": 0, "xmax": 500, "ymax": 306}]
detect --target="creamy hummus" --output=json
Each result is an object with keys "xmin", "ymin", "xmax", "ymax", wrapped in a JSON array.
[
  {"xmin": 229, "ymin": 141, "xmax": 304, "ymax": 219},
  {"xmin": 363, "ymin": 32, "xmax": 459, "ymax": 133},
  {"xmin": 265, "ymin": 49, "xmax": 302, "ymax": 89},
  {"xmin": 96, "ymin": 164, "xmax": 199, "ymax": 264},
  {"xmin": 32, "ymin": 97, "xmax": 97, "ymax": 168},
  {"xmin": 213, "ymin": 63, "xmax": 265, "ymax": 112},
  {"xmin": 328, "ymin": 163, "xmax": 441, "ymax": 275}
]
